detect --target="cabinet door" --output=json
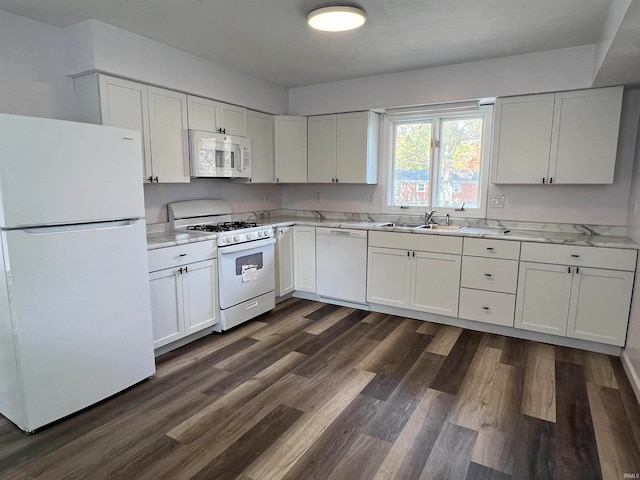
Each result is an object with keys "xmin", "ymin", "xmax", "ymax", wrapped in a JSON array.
[
  {"xmin": 98, "ymin": 75, "xmax": 152, "ymax": 182},
  {"xmin": 149, "ymin": 268, "xmax": 183, "ymax": 348},
  {"xmin": 411, "ymin": 251, "xmax": 461, "ymax": 317},
  {"xmin": 183, "ymin": 260, "xmax": 218, "ymax": 335},
  {"xmin": 148, "ymin": 87, "xmax": 190, "ymax": 183},
  {"xmin": 491, "ymin": 94, "xmax": 555, "ymax": 184},
  {"xmin": 247, "ymin": 110, "xmax": 274, "ymax": 183},
  {"xmin": 187, "ymin": 95, "xmax": 218, "ymax": 132},
  {"xmin": 567, "ymin": 267, "xmax": 633, "ymax": 346},
  {"xmin": 307, "ymin": 115, "xmax": 337, "ymax": 183},
  {"xmin": 293, "ymin": 226, "xmax": 316, "ymax": 292},
  {"xmin": 337, "ymin": 111, "xmax": 378, "ymax": 184},
  {"xmin": 218, "ymin": 102, "xmax": 248, "ymax": 136},
  {"xmin": 367, "ymin": 247, "xmax": 411, "ymax": 308},
  {"xmin": 549, "ymin": 87, "xmax": 622, "ymax": 184},
  {"xmin": 276, "ymin": 227, "xmax": 295, "ymax": 296},
  {"xmin": 274, "ymin": 116, "xmax": 308, "ymax": 183},
  {"xmin": 515, "ymin": 262, "xmax": 573, "ymax": 335}
]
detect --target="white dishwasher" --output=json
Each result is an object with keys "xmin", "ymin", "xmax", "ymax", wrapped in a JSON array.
[{"xmin": 316, "ymin": 227, "xmax": 368, "ymax": 304}]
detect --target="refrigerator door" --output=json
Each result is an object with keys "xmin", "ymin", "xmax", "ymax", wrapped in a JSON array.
[
  {"xmin": 4, "ymin": 219, "xmax": 155, "ymax": 431},
  {"xmin": 0, "ymin": 114, "xmax": 145, "ymax": 228}
]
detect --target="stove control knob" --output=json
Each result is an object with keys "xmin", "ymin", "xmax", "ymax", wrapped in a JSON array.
[
  {"xmin": 257, "ymin": 231, "xmax": 263, "ymax": 237},
  {"xmin": 233, "ymin": 235, "xmax": 240, "ymax": 242},
  {"xmin": 224, "ymin": 237, "xmax": 231, "ymax": 244},
  {"xmin": 246, "ymin": 232, "xmax": 255, "ymax": 240}
]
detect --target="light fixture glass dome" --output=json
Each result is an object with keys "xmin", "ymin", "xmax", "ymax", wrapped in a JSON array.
[{"xmin": 307, "ymin": 6, "xmax": 367, "ymax": 32}]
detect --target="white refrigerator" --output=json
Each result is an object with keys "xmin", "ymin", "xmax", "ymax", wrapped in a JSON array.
[{"xmin": 0, "ymin": 114, "xmax": 155, "ymax": 432}]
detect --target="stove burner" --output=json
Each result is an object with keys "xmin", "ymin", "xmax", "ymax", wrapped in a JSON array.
[{"xmin": 187, "ymin": 221, "xmax": 261, "ymax": 233}]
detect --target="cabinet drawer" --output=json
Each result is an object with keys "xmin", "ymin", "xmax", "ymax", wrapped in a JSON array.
[
  {"xmin": 461, "ymin": 257, "xmax": 519, "ymax": 294},
  {"xmin": 148, "ymin": 240, "xmax": 217, "ymax": 272},
  {"xmin": 459, "ymin": 288, "xmax": 515, "ymax": 327},
  {"xmin": 520, "ymin": 242, "xmax": 637, "ymax": 271},
  {"xmin": 463, "ymin": 238, "xmax": 521, "ymax": 260},
  {"xmin": 369, "ymin": 231, "xmax": 462, "ymax": 254}
]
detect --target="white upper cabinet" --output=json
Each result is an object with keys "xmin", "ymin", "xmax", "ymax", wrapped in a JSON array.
[
  {"xmin": 274, "ymin": 116, "xmax": 308, "ymax": 183},
  {"xmin": 549, "ymin": 88, "xmax": 623, "ymax": 184},
  {"xmin": 147, "ymin": 87, "xmax": 190, "ymax": 183},
  {"xmin": 307, "ymin": 111, "xmax": 379, "ymax": 184},
  {"xmin": 336, "ymin": 112, "xmax": 379, "ymax": 184},
  {"xmin": 491, "ymin": 86, "xmax": 623, "ymax": 185},
  {"xmin": 247, "ymin": 110, "xmax": 275, "ymax": 183},
  {"xmin": 308, "ymin": 115, "xmax": 337, "ymax": 183},
  {"xmin": 186, "ymin": 95, "xmax": 248, "ymax": 136},
  {"xmin": 73, "ymin": 73, "xmax": 189, "ymax": 183},
  {"xmin": 491, "ymin": 94, "xmax": 555, "ymax": 184}
]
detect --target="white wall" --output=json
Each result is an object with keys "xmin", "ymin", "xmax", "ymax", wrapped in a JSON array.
[
  {"xmin": 63, "ymin": 20, "xmax": 288, "ymax": 115},
  {"xmin": 284, "ymin": 46, "xmax": 640, "ymax": 226},
  {"xmin": 143, "ymin": 180, "xmax": 282, "ymax": 224},
  {"xmin": 624, "ymin": 92, "xmax": 640, "ymax": 384},
  {"xmin": 288, "ymin": 45, "xmax": 596, "ymax": 115},
  {"xmin": 0, "ymin": 10, "xmax": 76, "ymax": 120}
]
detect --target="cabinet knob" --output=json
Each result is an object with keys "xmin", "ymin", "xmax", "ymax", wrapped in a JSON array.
[
  {"xmin": 276, "ymin": 178, "xmax": 279, "ymax": 183},
  {"xmin": 542, "ymin": 177, "xmax": 546, "ymax": 184},
  {"xmin": 178, "ymin": 267, "xmax": 183, "ymax": 274},
  {"xmin": 335, "ymin": 178, "xmax": 339, "ymax": 183},
  {"xmin": 154, "ymin": 176, "xmax": 159, "ymax": 183},
  {"xmin": 148, "ymin": 176, "xmax": 153, "ymax": 182},
  {"xmin": 184, "ymin": 266, "xmax": 188, "ymax": 273}
]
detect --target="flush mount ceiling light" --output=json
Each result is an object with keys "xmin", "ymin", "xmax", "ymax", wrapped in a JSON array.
[{"xmin": 307, "ymin": 6, "xmax": 367, "ymax": 32}]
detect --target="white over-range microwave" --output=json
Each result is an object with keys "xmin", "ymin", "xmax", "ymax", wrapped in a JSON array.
[{"xmin": 189, "ymin": 130, "xmax": 251, "ymax": 178}]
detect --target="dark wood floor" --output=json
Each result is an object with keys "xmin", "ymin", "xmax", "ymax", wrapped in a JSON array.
[{"xmin": 2, "ymin": 298, "xmax": 640, "ymax": 479}]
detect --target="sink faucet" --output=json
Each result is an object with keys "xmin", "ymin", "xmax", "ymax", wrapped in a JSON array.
[{"xmin": 425, "ymin": 209, "xmax": 437, "ymax": 225}]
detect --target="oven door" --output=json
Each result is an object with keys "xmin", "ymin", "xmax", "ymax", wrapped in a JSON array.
[{"xmin": 218, "ymin": 238, "xmax": 275, "ymax": 309}]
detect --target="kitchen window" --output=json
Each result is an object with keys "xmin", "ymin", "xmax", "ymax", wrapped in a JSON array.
[{"xmin": 385, "ymin": 104, "xmax": 492, "ymax": 217}]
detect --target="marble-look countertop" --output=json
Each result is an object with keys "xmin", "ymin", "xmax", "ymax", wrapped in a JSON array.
[
  {"xmin": 146, "ymin": 214, "xmax": 639, "ymax": 250},
  {"xmin": 264, "ymin": 216, "xmax": 639, "ymax": 249},
  {"xmin": 146, "ymin": 230, "xmax": 218, "ymax": 250}
]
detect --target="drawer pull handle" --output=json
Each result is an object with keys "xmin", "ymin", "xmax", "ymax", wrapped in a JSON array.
[
  {"xmin": 486, "ymin": 247, "xmax": 494, "ymax": 251},
  {"xmin": 484, "ymin": 273, "xmax": 493, "ymax": 277},
  {"xmin": 482, "ymin": 306, "xmax": 490, "ymax": 310},
  {"xmin": 571, "ymin": 254, "xmax": 580, "ymax": 258},
  {"xmin": 178, "ymin": 253, "xmax": 187, "ymax": 257}
]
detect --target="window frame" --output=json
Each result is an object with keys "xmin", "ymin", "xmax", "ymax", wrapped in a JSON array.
[{"xmin": 382, "ymin": 105, "xmax": 493, "ymax": 218}]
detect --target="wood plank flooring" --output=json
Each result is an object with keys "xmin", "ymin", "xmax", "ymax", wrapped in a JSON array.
[{"xmin": 2, "ymin": 298, "xmax": 640, "ymax": 479}]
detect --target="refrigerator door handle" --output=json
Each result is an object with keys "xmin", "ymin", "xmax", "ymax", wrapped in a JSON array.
[{"xmin": 22, "ymin": 220, "xmax": 138, "ymax": 235}]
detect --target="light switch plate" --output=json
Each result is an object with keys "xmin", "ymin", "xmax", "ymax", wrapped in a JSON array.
[{"xmin": 490, "ymin": 195, "xmax": 505, "ymax": 208}]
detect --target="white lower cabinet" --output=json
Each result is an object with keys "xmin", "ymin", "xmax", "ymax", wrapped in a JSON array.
[
  {"xmin": 293, "ymin": 226, "xmax": 316, "ymax": 292},
  {"xmin": 412, "ymin": 251, "xmax": 461, "ymax": 316},
  {"xmin": 275, "ymin": 226, "xmax": 294, "ymax": 297},
  {"xmin": 515, "ymin": 242, "xmax": 637, "ymax": 346},
  {"xmin": 515, "ymin": 262, "xmax": 574, "ymax": 336},
  {"xmin": 459, "ymin": 288, "xmax": 516, "ymax": 327},
  {"xmin": 367, "ymin": 247, "xmax": 412, "ymax": 308},
  {"xmin": 148, "ymin": 242, "xmax": 218, "ymax": 349},
  {"xmin": 367, "ymin": 232, "xmax": 462, "ymax": 317}
]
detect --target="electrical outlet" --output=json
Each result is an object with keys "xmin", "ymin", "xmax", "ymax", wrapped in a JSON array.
[
  {"xmin": 315, "ymin": 192, "xmax": 321, "ymax": 201},
  {"xmin": 490, "ymin": 195, "xmax": 505, "ymax": 208},
  {"xmin": 364, "ymin": 193, "xmax": 374, "ymax": 204}
]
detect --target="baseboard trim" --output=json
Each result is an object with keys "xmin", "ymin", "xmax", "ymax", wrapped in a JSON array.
[{"xmin": 622, "ymin": 350, "xmax": 640, "ymax": 404}]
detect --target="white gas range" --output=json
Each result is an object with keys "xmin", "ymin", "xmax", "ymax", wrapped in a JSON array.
[{"xmin": 168, "ymin": 200, "xmax": 275, "ymax": 331}]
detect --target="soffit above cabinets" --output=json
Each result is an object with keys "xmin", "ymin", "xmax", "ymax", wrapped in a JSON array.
[{"xmin": 0, "ymin": 0, "xmax": 613, "ymax": 87}]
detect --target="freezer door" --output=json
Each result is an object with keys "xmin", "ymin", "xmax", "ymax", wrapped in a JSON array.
[
  {"xmin": 0, "ymin": 114, "xmax": 145, "ymax": 228},
  {"xmin": 4, "ymin": 219, "xmax": 155, "ymax": 431}
]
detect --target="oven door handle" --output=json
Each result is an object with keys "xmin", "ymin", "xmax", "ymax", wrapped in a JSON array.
[{"xmin": 219, "ymin": 237, "xmax": 275, "ymax": 254}]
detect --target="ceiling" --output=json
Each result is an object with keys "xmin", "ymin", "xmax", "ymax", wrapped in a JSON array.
[{"xmin": 0, "ymin": 0, "xmax": 615, "ymax": 88}]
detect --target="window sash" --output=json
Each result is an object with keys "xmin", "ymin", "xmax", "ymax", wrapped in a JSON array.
[{"xmin": 384, "ymin": 105, "xmax": 492, "ymax": 218}]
